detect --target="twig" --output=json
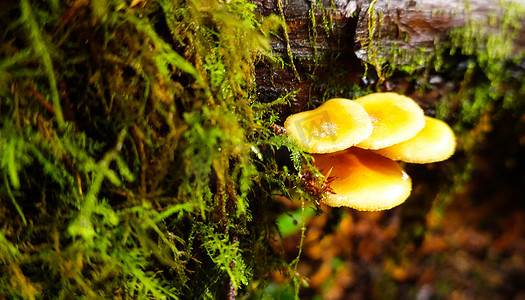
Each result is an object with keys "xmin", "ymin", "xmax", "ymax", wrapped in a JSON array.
[
  {"xmin": 29, "ymin": 84, "xmax": 55, "ymax": 115},
  {"xmin": 227, "ymin": 235, "xmax": 239, "ymax": 300}
]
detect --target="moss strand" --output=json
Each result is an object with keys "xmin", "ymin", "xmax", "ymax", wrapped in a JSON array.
[{"xmin": 20, "ymin": 0, "xmax": 65, "ymax": 129}]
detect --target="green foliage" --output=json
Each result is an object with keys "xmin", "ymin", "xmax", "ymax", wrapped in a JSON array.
[
  {"xmin": 0, "ymin": 0, "xmax": 313, "ymax": 298},
  {"xmin": 442, "ymin": 1, "xmax": 525, "ymax": 127},
  {"xmin": 200, "ymin": 224, "xmax": 251, "ymax": 289},
  {"xmin": 276, "ymin": 205, "xmax": 316, "ymax": 239}
]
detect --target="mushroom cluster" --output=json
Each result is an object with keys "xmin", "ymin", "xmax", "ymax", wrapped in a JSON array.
[{"xmin": 284, "ymin": 92, "xmax": 456, "ymax": 211}]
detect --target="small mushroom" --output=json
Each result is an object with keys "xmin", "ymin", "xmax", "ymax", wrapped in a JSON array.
[
  {"xmin": 312, "ymin": 148, "xmax": 412, "ymax": 211},
  {"xmin": 373, "ymin": 116, "xmax": 456, "ymax": 163},
  {"xmin": 284, "ymin": 98, "xmax": 373, "ymax": 153},
  {"xmin": 354, "ymin": 93, "xmax": 425, "ymax": 150}
]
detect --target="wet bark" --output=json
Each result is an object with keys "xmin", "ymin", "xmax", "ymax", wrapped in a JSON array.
[
  {"xmin": 254, "ymin": 0, "xmax": 362, "ymax": 110},
  {"xmin": 353, "ymin": 0, "xmax": 525, "ymax": 64},
  {"xmin": 253, "ymin": 0, "xmax": 525, "ymax": 110}
]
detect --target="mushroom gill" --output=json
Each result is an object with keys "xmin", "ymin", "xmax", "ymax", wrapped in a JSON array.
[{"xmin": 312, "ymin": 148, "xmax": 412, "ymax": 211}]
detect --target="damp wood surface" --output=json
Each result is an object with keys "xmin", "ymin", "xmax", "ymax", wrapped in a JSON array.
[{"xmin": 253, "ymin": 0, "xmax": 525, "ymax": 112}]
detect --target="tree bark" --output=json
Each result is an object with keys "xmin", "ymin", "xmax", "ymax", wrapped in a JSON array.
[
  {"xmin": 354, "ymin": 0, "xmax": 525, "ymax": 64},
  {"xmin": 254, "ymin": 0, "xmax": 363, "ymax": 110},
  {"xmin": 253, "ymin": 0, "xmax": 525, "ymax": 108}
]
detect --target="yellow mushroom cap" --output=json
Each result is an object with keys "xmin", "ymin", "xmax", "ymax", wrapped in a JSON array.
[
  {"xmin": 373, "ymin": 116, "xmax": 456, "ymax": 163},
  {"xmin": 284, "ymin": 98, "xmax": 373, "ymax": 154},
  {"xmin": 354, "ymin": 93, "xmax": 425, "ymax": 150},
  {"xmin": 312, "ymin": 148, "xmax": 412, "ymax": 211}
]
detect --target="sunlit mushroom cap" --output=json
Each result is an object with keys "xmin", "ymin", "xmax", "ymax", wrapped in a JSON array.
[
  {"xmin": 373, "ymin": 116, "xmax": 456, "ymax": 163},
  {"xmin": 354, "ymin": 93, "xmax": 425, "ymax": 150},
  {"xmin": 312, "ymin": 148, "xmax": 412, "ymax": 211},
  {"xmin": 284, "ymin": 98, "xmax": 373, "ymax": 153}
]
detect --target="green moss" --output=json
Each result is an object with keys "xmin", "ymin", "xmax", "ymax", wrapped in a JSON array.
[
  {"xmin": 277, "ymin": 0, "xmax": 300, "ymax": 81},
  {"xmin": 360, "ymin": 0, "xmax": 392, "ymax": 86},
  {"xmin": 0, "ymin": 0, "xmax": 316, "ymax": 298},
  {"xmin": 309, "ymin": 0, "xmax": 319, "ymax": 66},
  {"xmin": 445, "ymin": 1, "xmax": 525, "ymax": 122},
  {"xmin": 20, "ymin": 0, "xmax": 65, "ymax": 129}
]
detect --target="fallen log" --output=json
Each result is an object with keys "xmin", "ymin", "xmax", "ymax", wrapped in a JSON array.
[
  {"xmin": 253, "ymin": 0, "xmax": 525, "ymax": 106},
  {"xmin": 354, "ymin": 0, "xmax": 525, "ymax": 67}
]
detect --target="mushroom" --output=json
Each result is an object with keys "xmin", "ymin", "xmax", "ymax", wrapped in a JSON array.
[
  {"xmin": 373, "ymin": 116, "xmax": 456, "ymax": 163},
  {"xmin": 284, "ymin": 98, "xmax": 373, "ymax": 153},
  {"xmin": 354, "ymin": 93, "xmax": 425, "ymax": 150},
  {"xmin": 312, "ymin": 148, "xmax": 412, "ymax": 211}
]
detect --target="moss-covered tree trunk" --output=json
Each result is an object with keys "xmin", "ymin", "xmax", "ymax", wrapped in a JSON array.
[{"xmin": 0, "ymin": 0, "xmax": 305, "ymax": 298}]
